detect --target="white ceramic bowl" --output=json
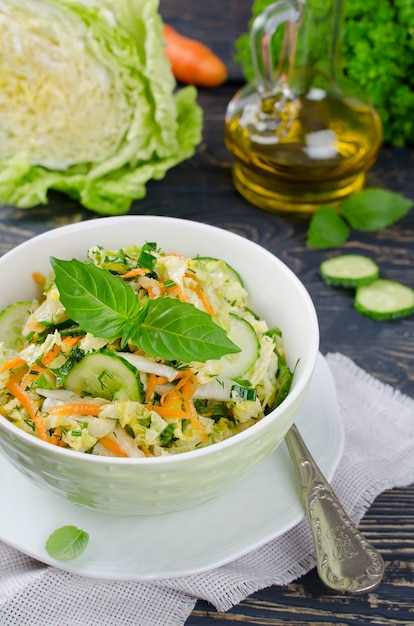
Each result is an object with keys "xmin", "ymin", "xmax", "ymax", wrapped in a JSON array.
[{"xmin": 0, "ymin": 216, "xmax": 319, "ymax": 515}]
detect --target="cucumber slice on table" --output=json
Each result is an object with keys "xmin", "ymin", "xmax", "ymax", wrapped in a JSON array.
[
  {"xmin": 64, "ymin": 350, "xmax": 143, "ymax": 401},
  {"xmin": 320, "ymin": 254, "xmax": 379, "ymax": 288},
  {"xmin": 355, "ymin": 279, "xmax": 414, "ymax": 320},
  {"xmin": 219, "ymin": 314, "xmax": 259, "ymax": 379},
  {"xmin": 0, "ymin": 301, "xmax": 36, "ymax": 350}
]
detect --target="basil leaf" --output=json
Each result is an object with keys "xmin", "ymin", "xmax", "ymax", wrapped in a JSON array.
[
  {"xmin": 45, "ymin": 525, "xmax": 89, "ymax": 561},
  {"xmin": 51, "ymin": 257, "xmax": 240, "ymax": 363},
  {"xmin": 340, "ymin": 189, "xmax": 413, "ymax": 231},
  {"xmin": 131, "ymin": 297, "xmax": 241, "ymax": 362},
  {"xmin": 51, "ymin": 257, "xmax": 141, "ymax": 339},
  {"xmin": 306, "ymin": 205, "xmax": 350, "ymax": 248}
]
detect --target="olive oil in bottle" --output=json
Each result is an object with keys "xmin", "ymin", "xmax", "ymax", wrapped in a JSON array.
[{"xmin": 225, "ymin": 0, "xmax": 383, "ymax": 216}]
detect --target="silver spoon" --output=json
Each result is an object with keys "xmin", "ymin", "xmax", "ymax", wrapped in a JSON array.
[{"xmin": 285, "ymin": 423, "xmax": 385, "ymax": 594}]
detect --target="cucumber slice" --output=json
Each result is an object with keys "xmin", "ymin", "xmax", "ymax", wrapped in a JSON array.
[
  {"xmin": 355, "ymin": 279, "xmax": 414, "ymax": 320},
  {"xmin": 192, "ymin": 257, "xmax": 244, "ymax": 285},
  {"xmin": 64, "ymin": 350, "xmax": 143, "ymax": 401},
  {"xmin": 320, "ymin": 254, "xmax": 379, "ymax": 288},
  {"xmin": 219, "ymin": 314, "xmax": 259, "ymax": 379},
  {"xmin": 0, "ymin": 301, "xmax": 36, "ymax": 350}
]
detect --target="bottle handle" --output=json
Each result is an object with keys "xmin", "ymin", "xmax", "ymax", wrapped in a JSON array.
[{"xmin": 250, "ymin": 0, "xmax": 303, "ymax": 96}]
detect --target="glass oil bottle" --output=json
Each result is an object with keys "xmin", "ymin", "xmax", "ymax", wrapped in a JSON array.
[{"xmin": 225, "ymin": 0, "xmax": 383, "ymax": 216}]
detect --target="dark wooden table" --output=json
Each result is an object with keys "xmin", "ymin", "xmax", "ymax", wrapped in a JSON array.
[{"xmin": 1, "ymin": 2, "xmax": 413, "ymax": 623}]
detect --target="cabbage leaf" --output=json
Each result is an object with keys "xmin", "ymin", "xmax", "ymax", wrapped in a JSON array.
[{"xmin": 0, "ymin": 0, "xmax": 202, "ymax": 214}]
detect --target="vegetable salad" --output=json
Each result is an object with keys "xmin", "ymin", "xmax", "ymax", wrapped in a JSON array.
[{"xmin": 0, "ymin": 244, "xmax": 292, "ymax": 457}]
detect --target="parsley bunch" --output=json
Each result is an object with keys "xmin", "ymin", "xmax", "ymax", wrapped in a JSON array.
[{"xmin": 234, "ymin": 0, "xmax": 414, "ymax": 146}]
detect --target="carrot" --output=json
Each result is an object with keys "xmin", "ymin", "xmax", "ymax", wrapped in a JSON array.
[
  {"xmin": 144, "ymin": 404, "xmax": 189, "ymax": 419},
  {"xmin": 166, "ymin": 283, "xmax": 188, "ymax": 302},
  {"xmin": 49, "ymin": 427, "xmax": 65, "ymax": 447},
  {"xmin": 32, "ymin": 272, "xmax": 46, "ymax": 289},
  {"xmin": 173, "ymin": 369, "xmax": 193, "ymax": 379},
  {"xmin": 122, "ymin": 268, "xmax": 150, "ymax": 279},
  {"xmin": 25, "ymin": 320, "xmax": 45, "ymax": 334},
  {"xmin": 61, "ymin": 335, "xmax": 81, "ymax": 350},
  {"xmin": 48, "ymin": 403, "xmax": 104, "ymax": 416},
  {"xmin": 147, "ymin": 286, "xmax": 158, "ymax": 299},
  {"xmin": 145, "ymin": 373, "xmax": 169, "ymax": 403},
  {"xmin": 6, "ymin": 374, "xmax": 49, "ymax": 442},
  {"xmin": 21, "ymin": 363, "xmax": 44, "ymax": 390},
  {"xmin": 99, "ymin": 436, "xmax": 128, "ymax": 458},
  {"xmin": 184, "ymin": 397, "xmax": 208, "ymax": 441},
  {"xmin": 180, "ymin": 374, "xmax": 199, "ymax": 399},
  {"xmin": 40, "ymin": 343, "xmax": 61, "ymax": 367},
  {"xmin": 159, "ymin": 387, "xmax": 181, "ymax": 408},
  {"xmin": 0, "ymin": 357, "xmax": 26, "ymax": 373},
  {"xmin": 184, "ymin": 273, "xmax": 215, "ymax": 316},
  {"xmin": 145, "ymin": 373, "xmax": 158, "ymax": 403},
  {"xmin": 193, "ymin": 283, "xmax": 215, "ymax": 315},
  {"xmin": 140, "ymin": 447, "xmax": 153, "ymax": 458},
  {"xmin": 163, "ymin": 24, "xmax": 227, "ymax": 88}
]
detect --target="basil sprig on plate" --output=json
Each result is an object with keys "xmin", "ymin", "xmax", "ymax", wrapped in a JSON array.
[{"xmin": 51, "ymin": 257, "xmax": 240, "ymax": 363}]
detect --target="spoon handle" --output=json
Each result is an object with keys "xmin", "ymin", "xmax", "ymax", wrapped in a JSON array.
[{"xmin": 285, "ymin": 423, "xmax": 385, "ymax": 594}]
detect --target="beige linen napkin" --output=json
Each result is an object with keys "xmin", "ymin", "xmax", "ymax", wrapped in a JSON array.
[{"xmin": 1, "ymin": 352, "xmax": 414, "ymax": 626}]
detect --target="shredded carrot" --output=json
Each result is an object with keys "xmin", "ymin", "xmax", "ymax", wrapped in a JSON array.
[
  {"xmin": 0, "ymin": 357, "xmax": 26, "ymax": 373},
  {"xmin": 48, "ymin": 403, "xmax": 104, "ymax": 416},
  {"xmin": 99, "ymin": 436, "xmax": 128, "ymax": 458},
  {"xmin": 163, "ymin": 24, "xmax": 228, "ymax": 87},
  {"xmin": 184, "ymin": 397, "xmax": 208, "ymax": 441},
  {"xmin": 40, "ymin": 343, "xmax": 61, "ymax": 367},
  {"xmin": 193, "ymin": 283, "xmax": 215, "ymax": 316},
  {"xmin": 32, "ymin": 272, "xmax": 46, "ymax": 289},
  {"xmin": 157, "ymin": 370, "xmax": 198, "ymax": 413},
  {"xmin": 145, "ymin": 373, "xmax": 157, "ymax": 403},
  {"xmin": 180, "ymin": 374, "xmax": 199, "ymax": 399},
  {"xmin": 157, "ymin": 367, "xmax": 206, "ymax": 440},
  {"xmin": 166, "ymin": 252, "xmax": 186, "ymax": 259},
  {"xmin": 140, "ymin": 447, "xmax": 153, "ymax": 458},
  {"xmin": 155, "ymin": 376, "xmax": 169, "ymax": 386},
  {"xmin": 166, "ymin": 283, "xmax": 188, "ymax": 302},
  {"xmin": 147, "ymin": 286, "xmax": 158, "ymax": 299},
  {"xmin": 6, "ymin": 375, "xmax": 49, "ymax": 442},
  {"xmin": 145, "ymin": 373, "xmax": 170, "ymax": 403},
  {"xmin": 122, "ymin": 268, "xmax": 150, "ymax": 279},
  {"xmin": 61, "ymin": 335, "xmax": 81, "ymax": 349},
  {"xmin": 173, "ymin": 369, "xmax": 193, "ymax": 380},
  {"xmin": 20, "ymin": 363, "xmax": 44, "ymax": 389},
  {"xmin": 159, "ymin": 387, "xmax": 181, "ymax": 407},
  {"xmin": 25, "ymin": 320, "xmax": 46, "ymax": 333},
  {"xmin": 184, "ymin": 271, "xmax": 215, "ymax": 315},
  {"xmin": 144, "ymin": 404, "xmax": 188, "ymax": 419},
  {"xmin": 49, "ymin": 426, "xmax": 63, "ymax": 446}
]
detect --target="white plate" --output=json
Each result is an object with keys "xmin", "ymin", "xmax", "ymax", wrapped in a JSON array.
[{"xmin": 0, "ymin": 353, "xmax": 343, "ymax": 581}]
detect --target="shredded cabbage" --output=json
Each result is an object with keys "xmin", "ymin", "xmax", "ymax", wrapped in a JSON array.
[{"xmin": 0, "ymin": 245, "xmax": 293, "ymax": 457}]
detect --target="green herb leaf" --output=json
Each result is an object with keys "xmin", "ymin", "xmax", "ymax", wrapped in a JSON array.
[
  {"xmin": 45, "ymin": 525, "xmax": 89, "ymax": 561},
  {"xmin": 51, "ymin": 257, "xmax": 142, "ymax": 339},
  {"xmin": 131, "ymin": 297, "xmax": 240, "ymax": 362},
  {"xmin": 306, "ymin": 205, "xmax": 350, "ymax": 248},
  {"xmin": 138, "ymin": 242, "xmax": 157, "ymax": 273},
  {"xmin": 340, "ymin": 189, "xmax": 413, "ymax": 231},
  {"xmin": 271, "ymin": 361, "xmax": 293, "ymax": 410},
  {"xmin": 51, "ymin": 258, "xmax": 240, "ymax": 363}
]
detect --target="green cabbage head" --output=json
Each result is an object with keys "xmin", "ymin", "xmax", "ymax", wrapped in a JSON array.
[{"xmin": 0, "ymin": 0, "xmax": 202, "ymax": 214}]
